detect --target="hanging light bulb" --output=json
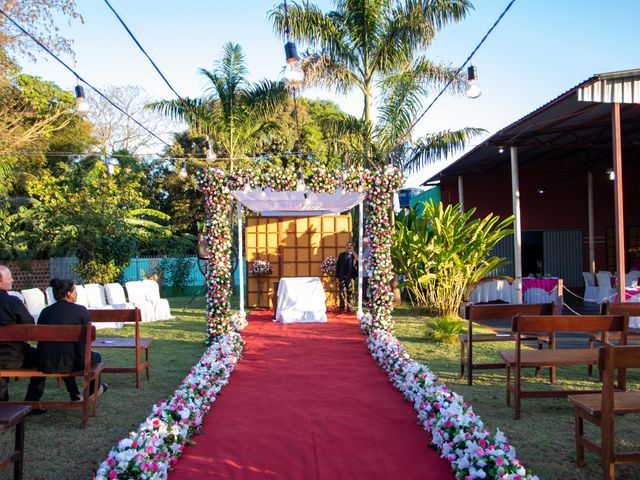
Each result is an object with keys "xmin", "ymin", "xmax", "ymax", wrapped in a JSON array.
[
  {"xmin": 179, "ymin": 161, "xmax": 188, "ymax": 179},
  {"xmin": 284, "ymin": 59, "xmax": 304, "ymax": 89},
  {"xmin": 466, "ymin": 65, "xmax": 481, "ymax": 99},
  {"xmin": 296, "ymin": 171, "xmax": 306, "ymax": 192},
  {"xmin": 75, "ymin": 84, "xmax": 89, "ymax": 114},
  {"xmin": 260, "ymin": 187, "xmax": 267, "ymax": 198},
  {"xmin": 103, "ymin": 156, "xmax": 119, "ymax": 175},
  {"xmin": 205, "ymin": 139, "xmax": 217, "ymax": 161},
  {"xmin": 302, "ymin": 192, "xmax": 311, "ymax": 207},
  {"xmin": 498, "ymin": 146, "xmax": 505, "ymax": 154},
  {"xmin": 607, "ymin": 168, "xmax": 615, "ymax": 181}
]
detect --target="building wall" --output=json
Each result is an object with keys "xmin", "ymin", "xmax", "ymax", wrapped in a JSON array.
[
  {"xmin": 440, "ymin": 167, "xmax": 640, "ymax": 274},
  {"xmin": 2, "ymin": 259, "xmax": 50, "ymax": 290}
]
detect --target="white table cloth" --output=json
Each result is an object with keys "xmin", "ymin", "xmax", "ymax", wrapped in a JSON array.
[{"xmin": 275, "ymin": 277, "xmax": 327, "ymax": 324}]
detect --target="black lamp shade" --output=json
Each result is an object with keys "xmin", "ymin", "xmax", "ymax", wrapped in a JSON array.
[
  {"xmin": 467, "ymin": 65, "xmax": 477, "ymax": 82},
  {"xmin": 75, "ymin": 85, "xmax": 85, "ymax": 100},
  {"xmin": 284, "ymin": 41, "xmax": 299, "ymax": 63}
]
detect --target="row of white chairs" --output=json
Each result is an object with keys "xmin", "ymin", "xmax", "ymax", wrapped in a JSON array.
[
  {"xmin": 583, "ymin": 271, "xmax": 640, "ymax": 304},
  {"xmin": 8, "ymin": 280, "xmax": 172, "ymax": 327}
]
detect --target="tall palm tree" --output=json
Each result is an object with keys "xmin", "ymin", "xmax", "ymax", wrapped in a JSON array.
[
  {"xmin": 149, "ymin": 42, "xmax": 288, "ymax": 170},
  {"xmin": 270, "ymin": 0, "xmax": 484, "ymax": 170}
]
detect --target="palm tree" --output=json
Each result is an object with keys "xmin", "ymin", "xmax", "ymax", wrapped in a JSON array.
[
  {"xmin": 149, "ymin": 42, "xmax": 288, "ymax": 170},
  {"xmin": 270, "ymin": 0, "xmax": 484, "ymax": 170}
]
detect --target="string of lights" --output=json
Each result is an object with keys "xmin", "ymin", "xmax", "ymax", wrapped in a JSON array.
[
  {"xmin": 0, "ymin": 8, "xmax": 172, "ymax": 149},
  {"xmin": 392, "ymin": 0, "xmax": 517, "ymax": 151}
]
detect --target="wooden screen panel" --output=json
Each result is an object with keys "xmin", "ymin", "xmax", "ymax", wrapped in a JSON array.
[{"xmin": 245, "ymin": 214, "xmax": 352, "ymax": 308}]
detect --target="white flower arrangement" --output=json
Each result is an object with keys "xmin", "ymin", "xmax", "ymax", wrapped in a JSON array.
[
  {"xmin": 361, "ymin": 313, "xmax": 538, "ymax": 480},
  {"xmin": 95, "ymin": 312, "xmax": 247, "ymax": 479}
]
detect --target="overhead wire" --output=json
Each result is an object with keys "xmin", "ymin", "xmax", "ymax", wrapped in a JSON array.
[
  {"xmin": 0, "ymin": 8, "xmax": 172, "ymax": 149},
  {"xmin": 392, "ymin": 0, "xmax": 517, "ymax": 151}
]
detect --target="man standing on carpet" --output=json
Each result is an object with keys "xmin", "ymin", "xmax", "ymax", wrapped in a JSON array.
[
  {"xmin": 362, "ymin": 236, "xmax": 372, "ymax": 307},
  {"xmin": 336, "ymin": 240, "xmax": 358, "ymax": 313}
]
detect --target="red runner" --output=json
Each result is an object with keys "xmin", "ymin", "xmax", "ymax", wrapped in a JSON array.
[{"xmin": 170, "ymin": 311, "xmax": 453, "ymax": 479}]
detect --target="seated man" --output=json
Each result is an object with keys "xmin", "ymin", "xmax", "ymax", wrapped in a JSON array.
[{"xmin": 0, "ymin": 265, "xmax": 41, "ymax": 403}]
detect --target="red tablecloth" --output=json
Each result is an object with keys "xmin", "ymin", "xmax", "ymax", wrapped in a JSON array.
[{"xmin": 522, "ymin": 277, "xmax": 558, "ymax": 293}]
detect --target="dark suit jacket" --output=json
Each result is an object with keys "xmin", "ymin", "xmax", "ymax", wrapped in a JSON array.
[
  {"xmin": 36, "ymin": 300, "xmax": 90, "ymax": 373},
  {"xmin": 0, "ymin": 290, "xmax": 35, "ymax": 368},
  {"xmin": 336, "ymin": 251, "xmax": 357, "ymax": 281}
]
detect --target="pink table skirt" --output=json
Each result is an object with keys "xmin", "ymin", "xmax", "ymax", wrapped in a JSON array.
[
  {"xmin": 614, "ymin": 287, "xmax": 640, "ymax": 302},
  {"xmin": 522, "ymin": 277, "xmax": 558, "ymax": 294}
]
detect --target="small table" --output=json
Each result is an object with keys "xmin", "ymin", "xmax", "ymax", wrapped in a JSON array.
[
  {"xmin": 0, "ymin": 405, "xmax": 31, "ymax": 479},
  {"xmin": 275, "ymin": 277, "xmax": 327, "ymax": 324}
]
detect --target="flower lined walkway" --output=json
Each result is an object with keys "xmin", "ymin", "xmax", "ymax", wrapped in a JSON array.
[{"xmin": 170, "ymin": 310, "xmax": 453, "ymax": 479}]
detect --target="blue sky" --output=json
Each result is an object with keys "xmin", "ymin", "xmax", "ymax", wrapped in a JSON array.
[{"xmin": 17, "ymin": 0, "xmax": 640, "ymax": 186}]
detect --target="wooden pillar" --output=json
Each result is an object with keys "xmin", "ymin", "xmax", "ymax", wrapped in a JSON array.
[
  {"xmin": 511, "ymin": 146, "xmax": 523, "ymax": 304},
  {"xmin": 612, "ymin": 103, "xmax": 625, "ymax": 302}
]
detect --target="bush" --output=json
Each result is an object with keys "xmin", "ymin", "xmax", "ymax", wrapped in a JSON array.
[
  {"xmin": 74, "ymin": 259, "xmax": 124, "ymax": 284},
  {"xmin": 426, "ymin": 314, "xmax": 466, "ymax": 344}
]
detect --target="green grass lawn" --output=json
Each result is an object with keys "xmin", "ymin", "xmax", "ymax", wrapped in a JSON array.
[
  {"xmin": 0, "ymin": 296, "xmax": 211, "ymax": 480},
  {"xmin": 393, "ymin": 305, "xmax": 640, "ymax": 479},
  {"xmin": 3, "ymin": 298, "xmax": 640, "ymax": 479}
]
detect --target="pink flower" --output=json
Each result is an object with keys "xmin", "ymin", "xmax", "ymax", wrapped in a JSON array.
[
  {"xmin": 107, "ymin": 457, "xmax": 116, "ymax": 467},
  {"xmin": 108, "ymin": 470, "xmax": 118, "ymax": 479},
  {"xmin": 496, "ymin": 457, "xmax": 504, "ymax": 466}
]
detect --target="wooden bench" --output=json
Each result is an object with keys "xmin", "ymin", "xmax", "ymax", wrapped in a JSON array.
[
  {"xmin": 460, "ymin": 303, "xmax": 555, "ymax": 385},
  {"xmin": 586, "ymin": 302, "xmax": 640, "ymax": 375},
  {"xmin": 568, "ymin": 343, "xmax": 640, "ymax": 479},
  {"xmin": 0, "ymin": 405, "xmax": 31, "ymax": 480},
  {"xmin": 0, "ymin": 324, "xmax": 104, "ymax": 428},
  {"xmin": 501, "ymin": 314, "xmax": 628, "ymax": 419},
  {"xmin": 89, "ymin": 309, "xmax": 151, "ymax": 389}
]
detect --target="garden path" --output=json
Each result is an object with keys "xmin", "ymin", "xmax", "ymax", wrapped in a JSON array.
[{"xmin": 170, "ymin": 310, "xmax": 453, "ymax": 479}]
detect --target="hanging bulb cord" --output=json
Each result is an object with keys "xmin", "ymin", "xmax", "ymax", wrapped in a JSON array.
[
  {"xmin": 284, "ymin": 0, "xmax": 291, "ymax": 41},
  {"xmin": 390, "ymin": 0, "xmax": 517, "ymax": 153}
]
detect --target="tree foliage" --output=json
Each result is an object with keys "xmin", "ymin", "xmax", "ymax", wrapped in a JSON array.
[
  {"xmin": 270, "ymin": 0, "xmax": 484, "ymax": 170},
  {"xmin": 392, "ymin": 200, "xmax": 513, "ymax": 315}
]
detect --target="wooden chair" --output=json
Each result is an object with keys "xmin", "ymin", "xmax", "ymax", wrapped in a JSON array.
[
  {"xmin": 502, "ymin": 314, "xmax": 627, "ymax": 419},
  {"xmin": 90, "ymin": 309, "xmax": 152, "ymax": 389},
  {"xmin": 568, "ymin": 343, "xmax": 640, "ymax": 479},
  {"xmin": 460, "ymin": 303, "xmax": 555, "ymax": 385},
  {"xmin": 586, "ymin": 303, "xmax": 640, "ymax": 375},
  {"xmin": 0, "ymin": 405, "xmax": 31, "ymax": 479}
]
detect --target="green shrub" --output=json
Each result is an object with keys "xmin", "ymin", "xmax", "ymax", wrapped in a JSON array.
[{"xmin": 426, "ymin": 314, "xmax": 466, "ymax": 344}]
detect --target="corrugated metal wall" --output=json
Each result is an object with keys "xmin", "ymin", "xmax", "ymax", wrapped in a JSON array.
[
  {"xmin": 488, "ymin": 230, "xmax": 583, "ymax": 287},
  {"xmin": 489, "ymin": 235, "xmax": 515, "ymax": 277},
  {"xmin": 543, "ymin": 230, "xmax": 582, "ymax": 287}
]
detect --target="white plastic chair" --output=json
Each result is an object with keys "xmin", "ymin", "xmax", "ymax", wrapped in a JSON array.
[
  {"xmin": 45, "ymin": 286, "xmax": 56, "ymax": 306},
  {"xmin": 8, "ymin": 291, "xmax": 25, "ymax": 304},
  {"xmin": 124, "ymin": 281, "xmax": 155, "ymax": 322},
  {"xmin": 595, "ymin": 271, "xmax": 616, "ymax": 304},
  {"xmin": 84, "ymin": 284, "xmax": 127, "ymax": 330},
  {"xmin": 74, "ymin": 285, "xmax": 90, "ymax": 308},
  {"xmin": 625, "ymin": 272, "xmax": 640, "ymax": 288},
  {"xmin": 582, "ymin": 272, "xmax": 598, "ymax": 303},
  {"xmin": 20, "ymin": 288, "xmax": 45, "ymax": 322},
  {"xmin": 141, "ymin": 280, "xmax": 172, "ymax": 320}
]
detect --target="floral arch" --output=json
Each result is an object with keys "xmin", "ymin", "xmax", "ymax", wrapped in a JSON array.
[{"xmin": 196, "ymin": 164, "xmax": 404, "ymax": 340}]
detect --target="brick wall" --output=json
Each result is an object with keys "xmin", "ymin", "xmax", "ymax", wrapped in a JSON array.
[{"xmin": 1, "ymin": 259, "xmax": 50, "ymax": 291}]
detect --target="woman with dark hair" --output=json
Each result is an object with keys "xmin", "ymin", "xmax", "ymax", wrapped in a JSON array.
[{"xmin": 29, "ymin": 279, "xmax": 108, "ymax": 402}]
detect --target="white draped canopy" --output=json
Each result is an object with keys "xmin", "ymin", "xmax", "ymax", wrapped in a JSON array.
[
  {"xmin": 231, "ymin": 190, "xmax": 365, "ymax": 216},
  {"xmin": 232, "ymin": 189, "xmax": 365, "ymax": 318}
]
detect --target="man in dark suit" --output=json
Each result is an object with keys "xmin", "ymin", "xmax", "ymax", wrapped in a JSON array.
[
  {"xmin": 335, "ymin": 240, "xmax": 358, "ymax": 313},
  {"xmin": 0, "ymin": 265, "xmax": 40, "ymax": 402}
]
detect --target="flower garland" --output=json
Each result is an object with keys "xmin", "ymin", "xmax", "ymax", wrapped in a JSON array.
[
  {"xmin": 320, "ymin": 256, "xmax": 337, "ymax": 275},
  {"xmin": 198, "ymin": 164, "xmax": 404, "ymax": 333},
  {"xmin": 197, "ymin": 168, "xmax": 234, "ymax": 338},
  {"xmin": 95, "ymin": 313, "xmax": 247, "ymax": 479},
  {"xmin": 364, "ymin": 166, "xmax": 404, "ymax": 332},
  {"xmin": 361, "ymin": 314, "xmax": 538, "ymax": 480}
]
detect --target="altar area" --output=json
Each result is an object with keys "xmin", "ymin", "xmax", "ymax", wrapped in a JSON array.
[{"xmin": 245, "ymin": 214, "xmax": 352, "ymax": 309}]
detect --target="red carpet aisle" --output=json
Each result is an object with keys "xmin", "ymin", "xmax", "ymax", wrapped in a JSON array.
[{"xmin": 170, "ymin": 311, "xmax": 453, "ymax": 480}]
